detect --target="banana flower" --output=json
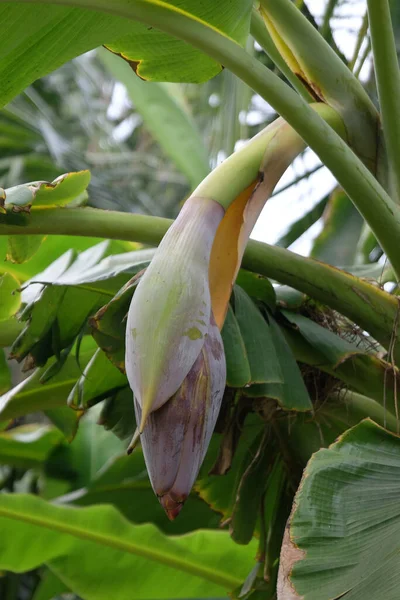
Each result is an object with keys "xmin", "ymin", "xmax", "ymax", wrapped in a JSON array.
[{"xmin": 125, "ymin": 107, "xmax": 341, "ymax": 518}]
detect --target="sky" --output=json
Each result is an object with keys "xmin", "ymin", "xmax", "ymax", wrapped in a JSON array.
[{"xmin": 250, "ymin": 0, "xmax": 368, "ymax": 255}]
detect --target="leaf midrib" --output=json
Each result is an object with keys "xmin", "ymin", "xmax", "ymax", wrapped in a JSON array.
[{"xmin": 0, "ymin": 503, "xmax": 242, "ymax": 589}]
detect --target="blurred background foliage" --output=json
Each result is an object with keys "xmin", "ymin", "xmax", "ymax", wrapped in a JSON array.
[
  {"xmin": 3, "ymin": 0, "xmax": 398, "ymax": 256},
  {"xmin": 1, "ymin": 1, "xmax": 400, "ymax": 599}
]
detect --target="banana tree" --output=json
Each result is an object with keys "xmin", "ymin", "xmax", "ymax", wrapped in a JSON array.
[{"xmin": 0, "ymin": 1, "xmax": 400, "ymax": 599}]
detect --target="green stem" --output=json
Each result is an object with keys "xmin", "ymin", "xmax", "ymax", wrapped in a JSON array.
[
  {"xmin": 244, "ymin": 239, "xmax": 400, "ymax": 362},
  {"xmin": 354, "ymin": 38, "xmax": 371, "ymax": 78},
  {"xmin": 1, "ymin": 207, "xmax": 399, "ymax": 360},
  {"xmin": 193, "ymin": 103, "xmax": 345, "ymax": 208},
  {"xmin": 250, "ymin": 9, "xmax": 314, "ymax": 103},
  {"xmin": 320, "ymin": 0, "xmax": 338, "ymax": 39},
  {"xmin": 367, "ymin": 0, "xmax": 400, "ymax": 203},
  {"xmin": 349, "ymin": 10, "xmax": 369, "ymax": 71},
  {"xmin": 8, "ymin": 0, "xmax": 400, "ymax": 278}
]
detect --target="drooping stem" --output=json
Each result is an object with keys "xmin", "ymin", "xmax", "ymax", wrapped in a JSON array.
[
  {"xmin": 4, "ymin": 0, "xmax": 400, "ymax": 278},
  {"xmin": 250, "ymin": 9, "xmax": 313, "ymax": 103},
  {"xmin": 349, "ymin": 10, "xmax": 369, "ymax": 71},
  {"xmin": 354, "ymin": 38, "xmax": 371, "ymax": 78},
  {"xmin": 367, "ymin": 0, "xmax": 400, "ymax": 204},
  {"xmin": 1, "ymin": 207, "xmax": 399, "ymax": 361},
  {"xmin": 320, "ymin": 0, "xmax": 338, "ymax": 39}
]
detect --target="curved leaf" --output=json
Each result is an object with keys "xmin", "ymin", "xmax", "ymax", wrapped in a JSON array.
[
  {"xmin": 221, "ymin": 305, "xmax": 251, "ymax": 388},
  {"xmin": 0, "ymin": 0, "xmax": 252, "ymax": 108},
  {"xmin": 279, "ymin": 420, "xmax": 400, "ymax": 600},
  {"xmin": 2, "ymin": 171, "xmax": 90, "ymax": 213},
  {"xmin": 0, "ymin": 493, "xmax": 257, "ymax": 599},
  {"xmin": 282, "ymin": 310, "xmax": 400, "ymax": 417},
  {"xmin": 6, "ymin": 235, "xmax": 45, "ymax": 264}
]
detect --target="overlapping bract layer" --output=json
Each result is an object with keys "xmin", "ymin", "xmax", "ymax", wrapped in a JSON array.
[
  {"xmin": 134, "ymin": 314, "xmax": 226, "ymax": 520},
  {"xmin": 125, "ymin": 196, "xmax": 227, "ymax": 518},
  {"xmin": 125, "ymin": 196, "xmax": 224, "ymax": 432}
]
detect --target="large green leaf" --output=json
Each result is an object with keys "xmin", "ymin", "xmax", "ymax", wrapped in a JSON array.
[
  {"xmin": 278, "ymin": 420, "xmax": 400, "ymax": 600},
  {"xmin": 60, "ymin": 447, "xmax": 221, "ymax": 534},
  {"xmin": 0, "ymin": 0, "xmax": 252, "ymax": 108},
  {"xmin": 0, "ymin": 494, "xmax": 257, "ymax": 600},
  {"xmin": 11, "ymin": 243, "xmax": 147, "ymax": 366},
  {"xmin": 99, "ymin": 48, "xmax": 209, "ymax": 188}
]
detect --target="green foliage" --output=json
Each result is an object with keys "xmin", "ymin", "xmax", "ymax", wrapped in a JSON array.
[
  {"xmin": 0, "ymin": 424, "xmax": 65, "ymax": 468},
  {"xmin": 0, "ymin": 0, "xmax": 252, "ymax": 108},
  {"xmin": 99, "ymin": 49, "xmax": 210, "ymax": 189},
  {"xmin": 68, "ymin": 348, "xmax": 128, "ymax": 410},
  {"xmin": 0, "ymin": 272, "xmax": 21, "ymax": 319},
  {"xmin": 64, "ymin": 446, "xmax": 221, "ymax": 534},
  {"xmin": 0, "ymin": 493, "xmax": 256, "ymax": 600},
  {"xmin": 232, "ymin": 285, "xmax": 282, "ymax": 384},
  {"xmin": 0, "ymin": 1, "xmax": 399, "ymax": 599},
  {"xmin": 0, "ymin": 338, "xmax": 96, "ymax": 438},
  {"xmin": 244, "ymin": 316, "xmax": 312, "ymax": 412},
  {"xmin": 281, "ymin": 420, "xmax": 400, "ymax": 600},
  {"xmin": 1, "ymin": 170, "xmax": 90, "ymax": 212},
  {"xmin": 6, "ymin": 235, "xmax": 46, "ymax": 264}
]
